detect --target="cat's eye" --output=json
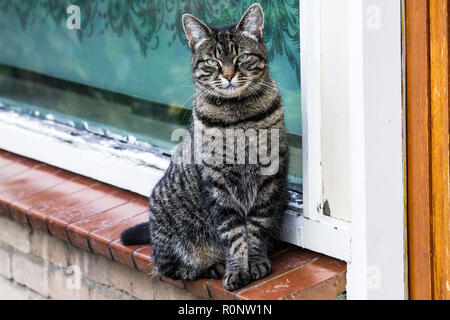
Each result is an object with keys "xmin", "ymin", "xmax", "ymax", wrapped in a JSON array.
[
  {"xmin": 207, "ymin": 59, "xmax": 219, "ymax": 66},
  {"xmin": 238, "ymin": 54, "xmax": 249, "ymax": 62}
]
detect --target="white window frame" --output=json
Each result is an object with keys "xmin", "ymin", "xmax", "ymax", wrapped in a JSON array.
[
  {"xmin": 300, "ymin": 0, "xmax": 406, "ymax": 299},
  {"xmin": 0, "ymin": 0, "xmax": 406, "ymax": 299},
  {"xmin": 345, "ymin": 0, "xmax": 406, "ymax": 299}
]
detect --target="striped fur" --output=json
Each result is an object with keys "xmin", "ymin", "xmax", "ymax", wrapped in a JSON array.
[{"xmin": 121, "ymin": 3, "xmax": 289, "ymax": 291}]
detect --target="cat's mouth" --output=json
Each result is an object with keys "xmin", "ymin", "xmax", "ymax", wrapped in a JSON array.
[
  {"xmin": 220, "ymin": 74, "xmax": 239, "ymax": 89},
  {"xmin": 217, "ymin": 85, "xmax": 245, "ymax": 98},
  {"xmin": 216, "ymin": 74, "xmax": 247, "ymax": 98}
]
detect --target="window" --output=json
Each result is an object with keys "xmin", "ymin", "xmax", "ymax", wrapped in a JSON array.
[{"xmin": 0, "ymin": 0, "xmax": 302, "ymax": 189}]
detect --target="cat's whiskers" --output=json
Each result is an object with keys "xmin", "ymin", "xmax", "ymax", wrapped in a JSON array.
[
  {"xmin": 198, "ymin": 87, "xmax": 218, "ymax": 105},
  {"xmin": 257, "ymin": 80, "xmax": 301, "ymax": 97},
  {"xmin": 239, "ymin": 74, "xmax": 299, "ymax": 97},
  {"xmin": 177, "ymin": 91, "xmax": 197, "ymax": 113}
]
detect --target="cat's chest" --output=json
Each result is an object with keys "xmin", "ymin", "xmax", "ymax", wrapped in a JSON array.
[
  {"xmin": 233, "ymin": 170, "xmax": 259, "ymax": 210},
  {"xmin": 207, "ymin": 165, "xmax": 261, "ymax": 210}
]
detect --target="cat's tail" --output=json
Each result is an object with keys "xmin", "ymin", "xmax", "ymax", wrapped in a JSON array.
[{"xmin": 120, "ymin": 222, "xmax": 151, "ymax": 246}]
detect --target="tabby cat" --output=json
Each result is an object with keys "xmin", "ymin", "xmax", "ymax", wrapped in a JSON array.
[{"xmin": 121, "ymin": 3, "xmax": 289, "ymax": 291}]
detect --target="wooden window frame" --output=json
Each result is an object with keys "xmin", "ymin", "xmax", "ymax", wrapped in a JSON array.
[{"xmin": 406, "ymin": 0, "xmax": 449, "ymax": 300}]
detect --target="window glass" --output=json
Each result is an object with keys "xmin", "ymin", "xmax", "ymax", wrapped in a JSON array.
[{"xmin": 0, "ymin": 0, "xmax": 302, "ymax": 187}]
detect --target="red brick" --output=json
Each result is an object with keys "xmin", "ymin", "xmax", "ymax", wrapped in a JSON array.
[
  {"xmin": 184, "ymin": 279, "xmax": 212, "ymax": 300},
  {"xmin": 8, "ymin": 175, "xmax": 96, "ymax": 226},
  {"xmin": 208, "ymin": 247, "xmax": 322, "ymax": 300},
  {"xmin": 67, "ymin": 197, "xmax": 147, "ymax": 250},
  {"xmin": 0, "ymin": 150, "xmax": 18, "ymax": 168},
  {"xmin": 110, "ymin": 239, "xmax": 143, "ymax": 268},
  {"xmin": 0, "ymin": 167, "xmax": 76, "ymax": 223},
  {"xmin": 27, "ymin": 183, "xmax": 116, "ymax": 233},
  {"xmin": 0, "ymin": 157, "xmax": 42, "ymax": 180},
  {"xmin": 0, "ymin": 164, "xmax": 66, "ymax": 216},
  {"xmin": 46, "ymin": 189, "xmax": 133, "ymax": 241},
  {"xmin": 237, "ymin": 257, "xmax": 347, "ymax": 300},
  {"xmin": 132, "ymin": 246, "xmax": 153, "ymax": 274},
  {"xmin": 88, "ymin": 212, "xmax": 148, "ymax": 259}
]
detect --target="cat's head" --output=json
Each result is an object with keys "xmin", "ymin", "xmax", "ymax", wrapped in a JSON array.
[{"xmin": 182, "ymin": 3, "xmax": 268, "ymax": 100}]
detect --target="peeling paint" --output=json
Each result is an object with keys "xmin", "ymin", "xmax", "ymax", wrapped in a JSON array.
[{"xmin": 323, "ymin": 200, "xmax": 331, "ymax": 217}]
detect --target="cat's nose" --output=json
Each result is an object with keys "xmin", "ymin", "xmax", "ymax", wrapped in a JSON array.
[{"xmin": 224, "ymin": 74, "xmax": 234, "ymax": 82}]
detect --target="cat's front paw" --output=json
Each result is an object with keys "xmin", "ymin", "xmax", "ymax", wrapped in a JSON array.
[
  {"xmin": 223, "ymin": 269, "xmax": 251, "ymax": 291},
  {"xmin": 249, "ymin": 260, "xmax": 272, "ymax": 280}
]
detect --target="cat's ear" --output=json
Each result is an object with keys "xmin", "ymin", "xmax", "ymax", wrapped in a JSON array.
[
  {"xmin": 182, "ymin": 14, "xmax": 212, "ymax": 50},
  {"xmin": 236, "ymin": 3, "xmax": 264, "ymax": 42}
]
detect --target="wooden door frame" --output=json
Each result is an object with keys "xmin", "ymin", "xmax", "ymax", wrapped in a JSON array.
[{"xmin": 406, "ymin": 0, "xmax": 449, "ymax": 300}]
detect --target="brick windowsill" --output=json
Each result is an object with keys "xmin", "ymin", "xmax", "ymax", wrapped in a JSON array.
[{"xmin": 0, "ymin": 149, "xmax": 346, "ymax": 300}]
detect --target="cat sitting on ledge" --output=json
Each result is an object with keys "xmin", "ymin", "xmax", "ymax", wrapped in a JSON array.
[{"xmin": 121, "ymin": 3, "xmax": 289, "ymax": 291}]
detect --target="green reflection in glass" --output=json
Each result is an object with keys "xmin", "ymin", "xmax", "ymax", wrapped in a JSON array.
[{"xmin": 0, "ymin": 0, "xmax": 302, "ymax": 185}]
